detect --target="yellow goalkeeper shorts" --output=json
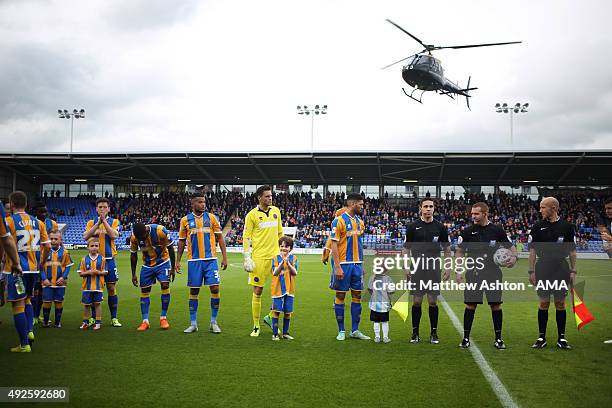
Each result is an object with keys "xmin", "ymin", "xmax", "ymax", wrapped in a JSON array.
[{"xmin": 248, "ymin": 258, "xmax": 272, "ymax": 287}]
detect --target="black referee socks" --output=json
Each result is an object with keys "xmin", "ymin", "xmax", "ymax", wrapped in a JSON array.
[
  {"xmin": 463, "ymin": 308, "xmax": 475, "ymax": 339},
  {"xmin": 492, "ymin": 309, "xmax": 503, "ymax": 340},
  {"xmin": 412, "ymin": 305, "xmax": 422, "ymax": 334},
  {"xmin": 429, "ymin": 305, "xmax": 439, "ymax": 333},
  {"xmin": 538, "ymin": 308, "xmax": 548, "ymax": 338},
  {"xmin": 556, "ymin": 309, "xmax": 566, "ymax": 339}
]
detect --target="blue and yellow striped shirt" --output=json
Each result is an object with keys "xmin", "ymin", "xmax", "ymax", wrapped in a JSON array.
[
  {"xmin": 43, "ymin": 246, "xmax": 73, "ymax": 286},
  {"xmin": 85, "ymin": 217, "xmax": 120, "ymax": 259},
  {"xmin": 78, "ymin": 255, "xmax": 106, "ymax": 292},
  {"xmin": 330, "ymin": 213, "xmax": 364, "ymax": 264},
  {"xmin": 271, "ymin": 254, "xmax": 298, "ymax": 298},
  {"xmin": 3, "ymin": 212, "xmax": 50, "ymax": 273},
  {"xmin": 179, "ymin": 213, "xmax": 221, "ymax": 261},
  {"xmin": 130, "ymin": 224, "xmax": 173, "ymax": 267}
]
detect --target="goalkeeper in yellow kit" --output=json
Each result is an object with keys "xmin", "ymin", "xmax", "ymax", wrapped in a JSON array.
[{"xmin": 243, "ymin": 185, "xmax": 284, "ymax": 336}]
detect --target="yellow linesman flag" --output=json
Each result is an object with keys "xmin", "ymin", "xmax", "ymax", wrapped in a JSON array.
[
  {"xmin": 572, "ymin": 281, "xmax": 595, "ymax": 330},
  {"xmin": 392, "ymin": 291, "xmax": 410, "ymax": 322}
]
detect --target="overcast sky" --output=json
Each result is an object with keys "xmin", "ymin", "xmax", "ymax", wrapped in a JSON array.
[{"xmin": 1, "ymin": 0, "xmax": 611, "ymax": 153}]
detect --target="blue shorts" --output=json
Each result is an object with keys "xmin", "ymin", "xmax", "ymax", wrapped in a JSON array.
[
  {"xmin": 106, "ymin": 258, "xmax": 119, "ymax": 283},
  {"xmin": 43, "ymin": 287, "xmax": 66, "ymax": 302},
  {"xmin": 272, "ymin": 295, "xmax": 294, "ymax": 314},
  {"xmin": 187, "ymin": 259, "xmax": 220, "ymax": 287},
  {"xmin": 23, "ymin": 273, "xmax": 40, "ymax": 297},
  {"xmin": 81, "ymin": 291, "xmax": 103, "ymax": 305},
  {"xmin": 140, "ymin": 261, "xmax": 171, "ymax": 288},
  {"xmin": 4, "ymin": 273, "xmax": 27, "ymax": 302},
  {"xmin": 329, "ymin": 263, "xmax": 364, "ymax": 292}
]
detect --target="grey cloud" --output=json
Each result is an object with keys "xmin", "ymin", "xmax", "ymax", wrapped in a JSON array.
[{"xmin": 102, "ymin": 0, "xmax": 201, "ymax": 31}]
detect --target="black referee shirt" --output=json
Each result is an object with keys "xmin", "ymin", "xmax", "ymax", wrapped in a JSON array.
[
  {"xmin": 457, "ymin": 222, "xmax": 512, "ymax": 268},
  {"xmin": 403, "ymin": 218, "xmax": 450, "ymax": 257},
  {"xmin": 596, "ymin": 213, "xmax": 611, "ymax": 235},
  {"xmin": 528, "ymin": 218, "xmax": 576, "ymax": 262}
]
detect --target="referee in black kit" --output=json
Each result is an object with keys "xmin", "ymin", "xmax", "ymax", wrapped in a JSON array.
[
  {"xmin": 528, "ymin": 197, "xmax": 577, "ymax": 350},
  {"xmin": 598, "ymin": 198, "xmax": 612, "ymax": 344},
  {"xmin": 596, "ymin": 197, "xmax": 612, "ymax": 258},
  {"xmin": 403, "ymin": 198, "xmax": 451, "ymax": 344},
  {"xmin": 455, "ymin": 202, "xmax": 517, "ymax": 350}
]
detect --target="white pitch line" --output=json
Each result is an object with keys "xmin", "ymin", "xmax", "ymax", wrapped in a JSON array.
[{"xmin": 439, "ymin": 296, "xmax": 519, "ymax": 408}]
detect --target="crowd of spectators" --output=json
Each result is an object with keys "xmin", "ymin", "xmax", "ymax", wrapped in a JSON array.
[
  {"xmin": 112, "ymin": 191, "xmax": 243, "ymax": 233},
  {"xmin": 39, "ymin": 189, "xmax": 609, "ymax": 249}
]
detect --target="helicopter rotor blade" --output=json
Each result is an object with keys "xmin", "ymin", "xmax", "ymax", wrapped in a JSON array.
[
  {"xmin": 381, "ymin": 54, "xmax": 417, "ymax": 70},
  {"xmin": 385, "ymin": 19, "xmax": 428, "ymax": 49},
  {"xmin": 432, "ymin": 41, "xmax": 522, "ymax": 51}
]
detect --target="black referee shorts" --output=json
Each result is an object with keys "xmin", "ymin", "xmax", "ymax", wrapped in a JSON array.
[
  {"xmin": 464, "ymin": 268, "xmax": 503, "ymax": 305},
  {"xmin": 535, "ymin": 259, "xmax": 570, "ymax": 301},
  {"xmin": 410, "ymin": 267, "xmax": 441, "ymax": 297}
]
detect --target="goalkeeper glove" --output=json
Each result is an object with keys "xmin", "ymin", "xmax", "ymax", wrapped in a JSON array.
[{"xmin": 243, "ymin": 252, "xmax": 255, "ymax": 272}]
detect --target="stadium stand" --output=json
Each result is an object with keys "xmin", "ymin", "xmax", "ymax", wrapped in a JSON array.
[{"xmin": 36, "ymin": 190, "xmax": 609, "ymax": 253}]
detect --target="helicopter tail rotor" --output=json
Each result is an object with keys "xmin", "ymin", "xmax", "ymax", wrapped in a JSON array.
[
  {"xmin": 466, "ymin": 76, "xmax": 472, "ymax": 110},
  {"xmin": 457, "ymin": 76, "xmax": 478, "ymax": 110}
]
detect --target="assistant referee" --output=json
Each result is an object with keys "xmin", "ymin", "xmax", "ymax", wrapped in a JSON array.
[{"xmin": 528, "ymin": 197, "xmax": 577, "ymax": 350}]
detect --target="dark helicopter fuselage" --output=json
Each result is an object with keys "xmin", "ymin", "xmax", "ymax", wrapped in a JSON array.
[{"xmin": 401, "ymin": 54, "xmax": 465, "ymax": 95}]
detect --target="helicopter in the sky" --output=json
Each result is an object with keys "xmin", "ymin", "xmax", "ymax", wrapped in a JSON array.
[{"xmin": 383, "ymin": 19, "xmax": 521, "ymax": 109}]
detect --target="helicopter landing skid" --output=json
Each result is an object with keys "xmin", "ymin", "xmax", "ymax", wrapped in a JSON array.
[{"xmin": 402, "ymin": 88, "xmax": 424, "ymax": 104}]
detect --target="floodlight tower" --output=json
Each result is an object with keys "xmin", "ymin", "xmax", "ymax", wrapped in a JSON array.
[
  {"xmin": 495, "ymin": 102, "xmax": 528, "ymax": 145},
  {"xmin": 297, "ymin": 104, "xmax": 328, "ymax": 152},
  {"xmin": 58, "ymin": 108, "xmax": 86, "ymax": 153}
]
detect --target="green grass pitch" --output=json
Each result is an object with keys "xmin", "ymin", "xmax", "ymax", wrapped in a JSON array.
[{"xmin": 1, "ymin": 252, "xmax": 611, "ymax": 407}]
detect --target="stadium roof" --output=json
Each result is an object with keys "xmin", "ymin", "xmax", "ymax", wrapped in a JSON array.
[{"xmin": 1, "ymin": 151, "xmax": 611, "ymax": 186}]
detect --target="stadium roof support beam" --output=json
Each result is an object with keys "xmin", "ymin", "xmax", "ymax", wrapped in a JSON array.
[
  {"xmin": 496, "ymin": 155, "xmax": 516, "ymax": 184},
  {"xmin": 312, "ymin": 156, "xmax": 327, "ymax": 184},
  {"xmin": 72, "ymin": 157, "xmax": 118, "ymax": 181},
  {"xmin": 101, "ymin": 164, "xmax": 138, "ymax": 177},
  {"xmin": 555, "ymin": 152, "xmax": 585, "ymax": 185},
  {"xmin": 382, "ymin": 156, "xmax": 442, "ymax": 166},
  {"xmin": 1, "ymin": 164, "xmax": 35, "ymax": 182},
  {"xmin": 126, "ymin": 154, "xmax": 163, "ymax": 183},
  {"xmin": 185, "ymin": 154, "xmax": 217, "ymax": 184},
  {"xmin": 247, "ymin": 154, "xmax": 271, "ymax": 183},
  {"xmin": 437, "ymin": 154, "xmax": 446, "ymax": 185},
  {"xmin": 376, "ymin": 154, "xmax": 383, "ymax": 185},
  {"xmin": 382, "ymin": 165, "xmax": 441, "ymax": 178},
  {"xmin": 15, "ymin": 158, "xmax": 65, "ymax": 183}
]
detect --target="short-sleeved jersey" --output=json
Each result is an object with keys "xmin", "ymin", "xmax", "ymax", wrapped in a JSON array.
[
  {"xmin": 528, "ymin": 219, "xmax": 576, "ymax": 262},
  {"xmin": 85, "ymin": 217, "xmax": 120, "ymax": 259},
  {"xmin": 130, "ymin": 224, "xmax": 173, "ymax": 267},
  {"xmin": 243, "ymin": 206, "xmax": 283, "ymax": 259},
  {"xmin": 37, "ymin": 218, "xmax": 58, "ymax": 262},
  {"xmin": 78, "ymin": 255, "xmax": 106, "ymax": 292},
  {"xmin": 44, "ymin": 218, "xmax": 58, "ymax": 233},
  {"xmin": 3, "ymin": 212, "xmax": 50, "ymax": 273},
  {"xmin": 0, "ymin": 201, "xmax": 9, "ymax": 239},
  {"xmin": 271, "ymin": 254, "xmax": 298, "ymax": 298},
  {"xmin": 404, "ymin": 218, "xmax": 450, "ymax": 256},
  {"xmin": 457, "ymin": 222, "xmax": 512, "ymax": 270},
  {"xmin": 179, "ymin": 213, "xmax": 221, "ymax": 261},
  {"xmin": 368, "ymin": 274, "xmax": 395, "ymax": 313},
  {"xmin": 331, "ymin": 212, "xmax": 364, "ymax": 264},
  {"xmin": 596, "ymin": 213, "xmax": 612, "ymax": 235},
  {"xmin": 43, "ymin": 246, "xmax": 73, "ymax": 285}
]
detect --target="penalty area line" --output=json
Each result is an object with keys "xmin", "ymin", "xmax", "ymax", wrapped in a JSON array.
[{"xmin": 439, "ymin": 296, "xmax": 519, "ymax": 408}]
